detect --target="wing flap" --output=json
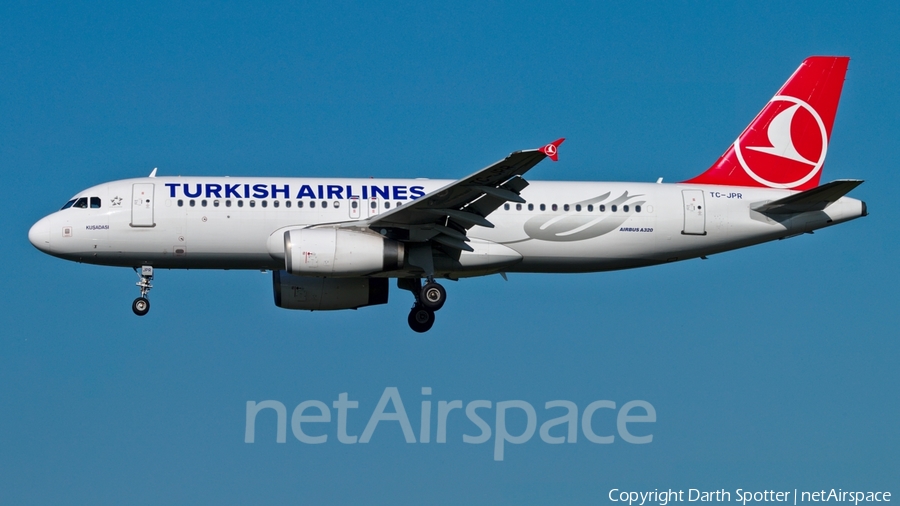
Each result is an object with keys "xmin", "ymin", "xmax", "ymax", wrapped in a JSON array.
[
  {"xmin": 432, "ymin": 234, "xmax": 475, "ymax": 252},
  {"xmin": 472, "ymin": 185, "xmax": 526, "ymax": 203},
  {"xmin": 423, "ymin": 208, "xmax": 495, "ymax": 228}
]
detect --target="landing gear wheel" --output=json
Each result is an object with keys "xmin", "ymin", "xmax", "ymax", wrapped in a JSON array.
[
  {"xmin": 408, "ymin": 305, "xmax": 435, "ymax": 333},
  {"xmin": 132, "ymin": 297, "xmax": 150, "ymax": 316},
  {"xmin": 420, "ymin": 282, "xmax": 446, "ymax": 311}
]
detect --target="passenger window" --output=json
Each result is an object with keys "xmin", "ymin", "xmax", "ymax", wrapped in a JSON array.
[
  {"xmin": 322, "ymin": 201, "xmax": 328, "ymax": 209},
  {"xmin": 635, "ymin": 205, "xmax": 642, "ymax": 213},
  {"xmin": 504, "ymin": 204, "xmax": 510, "ymax": 210},
  {"xmin": 190, "ymin": 200, "xmax": 196, "ymax": 207},
  {"xmin": 250, "ymin": 200, "xmax": 256, "ymax": 208},
  {"xmin": 528, "ymin": 203, "xmax": 534, "ymax": 211},
  {"xmin": 599, "ymin": 205, "xmax": 605, "ymax": 212},
  {"xmin": 623, "ymin": 205, "xmax": 629, "ymax": 212},
  {"xmin": 351, "ymin": 201, "xmax": 358, "ymax": 209},
  {"xmin": 611, "ymin": 205, "xmax": 618, "ymax": 212},
  {"xmin": 262, "ymin": 200, "xmax": 268, "ymax": 208},
  {"xmin": 310, "ymin": 201, "xmax": 316, "ymax": 208},
  {"xmin": 587, "ymin": 204, "xmax": 593, "ymax": 212},
  {"xmin": 90, "ymin": 197, "xmax": 101, "ymax": 208},
  {"xmin": 201, "ymin": 200, "xmax": 207, "ymax": 207},
  {"xmin": 370, "ymin": 201, "xmax": 376, "ymax": 209},
  {"xmin": 226, "ymin": 200, "xmax": 232, "ymax": 207},
  {"xmin": 551, "ymin": 204, "xmax": 558, "ymax": 211},
  {"xmin": 74, "ymin": 197, "xmax": 88, "ymax": 208},
  {"xmin": 383, "ymin": 202, "xmax": 389, "ymax": 209},
  {"xmin": 297, "ymin": 201, "xmax": 304, "ymax": 208},
  {"xmin": 575, "ymin": 204, "xmax": 581, "ymax": 212},
  {"xmin": 237, "ymin": 200, "xmax": 244, "ymax": 208},
  {"xmin": 333, "ymin": 201, "xmax": 340, "ymax": 208},
  {"xmin": 285, "ymin": 201, "xmax": 291, "ymax": 208},
  {"xmin": 540, "ymin": 204, "xmax": 546, "ymax": 211},
  {"xmin": 516, "ymin": 203, "xmax": 522, "ymax": 211},
  {"xmin": 563, "ymin": 204, "xmax": 570, "ymax": 211},
  {"xmin": 177, "ymin": 200, "xmax": 184, "ymax": 207},
  {"xmin": 273, "ymin": 200, "xmax": 279, "ymax": 208},
  {"xmin": 213, "ymin": 200, "xmax": 220, "ymax": 207}
]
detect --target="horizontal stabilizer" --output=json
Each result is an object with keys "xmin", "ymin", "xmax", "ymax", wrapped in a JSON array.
[{"xmin": 751, "ymin": 179, "xmax": 863, "ymax": 214}]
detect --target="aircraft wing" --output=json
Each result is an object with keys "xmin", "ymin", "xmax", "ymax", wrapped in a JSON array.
[
  {"xmin": 751, "ymin": 179, "xmax": 864, "ymax": 214},
  {"xmin": 343, "ymin": 139, "xmax": 564, "ymax": 252}
]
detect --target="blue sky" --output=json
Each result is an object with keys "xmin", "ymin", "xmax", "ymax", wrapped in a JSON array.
[{"xmin": 1, "ymin": 1, "xmax": 898, "ymax": 504}]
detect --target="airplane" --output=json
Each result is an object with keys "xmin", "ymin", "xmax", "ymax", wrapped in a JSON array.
[{"xmin": 28, "ymin": 56, "xmax": 866, "ymax": 332}]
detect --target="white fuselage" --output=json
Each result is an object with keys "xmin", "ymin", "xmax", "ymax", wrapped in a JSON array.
[{"xmin": 28, "ymin": 176, "xmax": 866, "ymax": 278}]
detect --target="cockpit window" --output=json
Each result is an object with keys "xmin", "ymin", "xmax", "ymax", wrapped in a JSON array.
[
  {"xmin": 60, "ymin": 199, "xmax": 76, "ymax": 210},
  {"xmin": 73, "ymin": 197, "xmax": 88, "ymax": 208},
  {"xmin": 90, "ymin": 197, "xmax": 101, "ymax": 208}
]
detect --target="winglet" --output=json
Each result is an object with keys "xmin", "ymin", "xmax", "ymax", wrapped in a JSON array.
[{"xmin": 539, "ymin": 138, "xmax": 565, "ymax": 162}]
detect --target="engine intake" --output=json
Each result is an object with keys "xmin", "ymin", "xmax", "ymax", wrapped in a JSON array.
[{"xmin": 272, "ymin": 270, "xmax": 389, "ymax": 310}]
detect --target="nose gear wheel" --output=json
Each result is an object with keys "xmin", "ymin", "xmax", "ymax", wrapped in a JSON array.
[
  {"xmin": 132, "ymin": 266, "xmax": 154, "ymax": 316},
  {"xmin": 132, "ymin": 297, "xmax": 150, "ymax": 316}
]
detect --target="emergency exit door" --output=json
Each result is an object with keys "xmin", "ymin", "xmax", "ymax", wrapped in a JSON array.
[
  {"xmin": 131, "ymin": 183, "xmax": 155, "ymax": 227},
  {"xmin": 367, "ymin": 197, "xmax": 381, "ymax": 218},
  {"xmin": 349, "ymin": 197, "xmax": 361, "ymax": 219},
  {"xmin": 682, "ymin": 189, "xmax": 706, "ymax": 235}
]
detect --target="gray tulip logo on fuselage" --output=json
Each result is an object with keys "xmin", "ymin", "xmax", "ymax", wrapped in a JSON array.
[{"xmin": 519, "ymin": 191, "xmax": 646, "ymax": 242}]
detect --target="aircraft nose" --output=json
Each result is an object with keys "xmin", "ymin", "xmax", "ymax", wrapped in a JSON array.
[{"xmin": 28, "ymin": 217, "xmax": 51, "ymax": 253}]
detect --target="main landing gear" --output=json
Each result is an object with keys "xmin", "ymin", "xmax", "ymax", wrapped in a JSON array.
[
  {"xmin": 132, "ymin": 265, "xmax": 153, "ymax": 316},
  {"xmin": 408, "ymin": 305, "xmax": 435, "ymax": 333},
  {"xmin": 401, "ymin": 277, "xmax": 448, "ymax": 333}
]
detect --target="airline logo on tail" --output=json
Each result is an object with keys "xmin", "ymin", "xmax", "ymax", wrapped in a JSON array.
[
  {"xmin": 684, "ymin": 56, "xmax": 849, "ymax": 191},
  {"xmin": 736, "ymin": 95, "xmax": 828, "ymax": 188}
]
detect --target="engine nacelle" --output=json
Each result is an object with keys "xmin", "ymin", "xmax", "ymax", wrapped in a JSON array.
[
  {"xmin": 272, "ymin": 270, "xmax": 389, "ymax": 310},
  {"xmin": 268, "ymin": 228, "xmax": 404, "ymax": 276}
]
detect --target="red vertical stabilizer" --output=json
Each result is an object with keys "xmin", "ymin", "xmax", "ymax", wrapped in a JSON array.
[{"xmin": 683, "ymin": 56, "xmax": 849, "ymax": 190}]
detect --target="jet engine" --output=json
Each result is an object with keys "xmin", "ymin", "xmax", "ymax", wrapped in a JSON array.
[
  {"xmin": 272, "ymin": 270, "xmax": 389, "ymax": 310},
  {"xmin": 268, "ymin": 228, "xmax": 404, "ymax": 276}
]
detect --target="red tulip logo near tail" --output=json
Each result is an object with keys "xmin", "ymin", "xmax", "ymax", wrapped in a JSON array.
[{"xmin": 684, "ymin": 56, "xmax": 849, "ymax": 191}]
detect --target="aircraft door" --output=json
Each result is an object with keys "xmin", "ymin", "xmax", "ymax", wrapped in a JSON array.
[
  {"xmin": 349, "ymin": 196, "xmax": 361, "ymax": 219},
  {"xmin": 367, "ymin": 197, "xmax": 381, "ymax": 218},
  {"xmin": 682, "ymin": 190, "xmax": 706, "ymax": 235},
  {"xmin": 131, "ymin": 183, "xmax": 155, "ymax": 227}
]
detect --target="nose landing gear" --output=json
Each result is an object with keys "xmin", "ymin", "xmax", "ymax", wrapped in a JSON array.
[
  {"xmin": 400, "ymin": 277, "xmax": 447, "ymax": 333},
  {"xmin": 133, "ymin": 265, "xmax": 153, "ymax": 316}
]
